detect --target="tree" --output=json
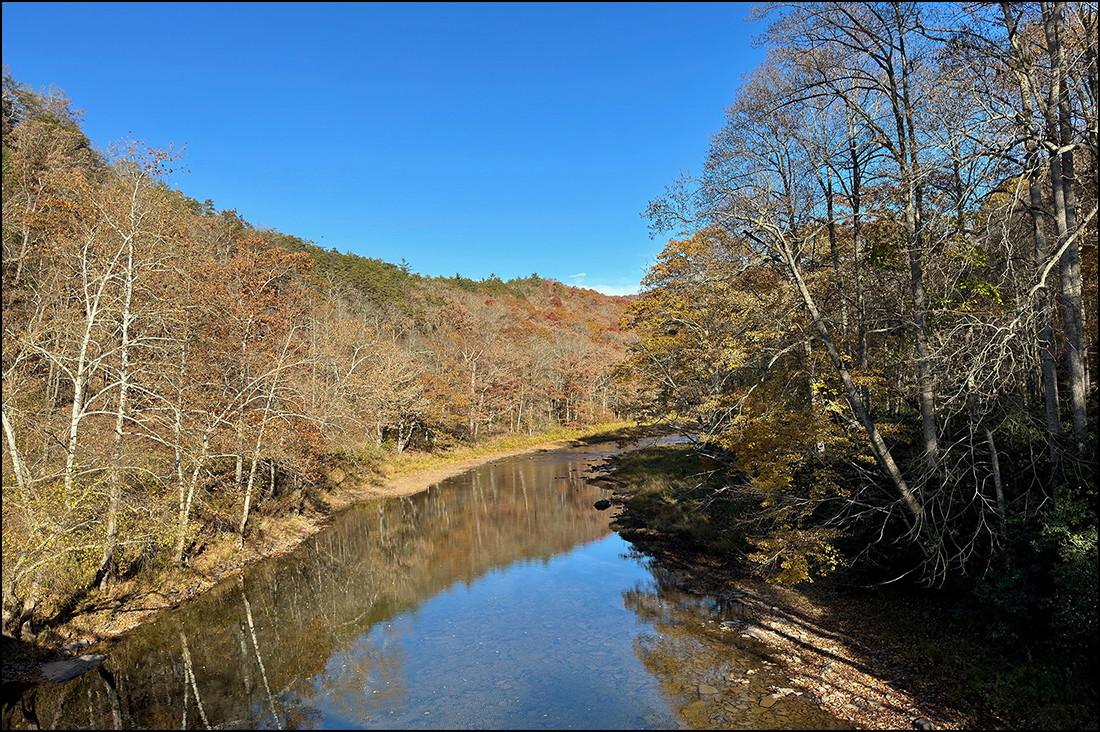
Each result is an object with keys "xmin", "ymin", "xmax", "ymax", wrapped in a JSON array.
[{"xmin": 639, "ymin": 2, "xmax": 1097, "ymax": 585}]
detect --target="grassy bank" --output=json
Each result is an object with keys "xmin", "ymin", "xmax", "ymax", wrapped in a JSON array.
[
  {"xmin": 605, "ymin": 443, "xmax": 1098, "ymax": 730},
  {"xmin": 605, "ymin": 443, "xmax": 751, "ymax": 557},
  {"xmin": 381, "ymin": 421, "xmax": 639, "ymax": 478}
]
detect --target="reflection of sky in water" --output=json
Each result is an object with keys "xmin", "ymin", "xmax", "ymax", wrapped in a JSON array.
[
  {"xmin": 308, "ymin": 532, "xmax": 681, "ymax": 730},
  {"xmin": 17, "ymin": 442, "xmax": 844, "ymax": 731}
]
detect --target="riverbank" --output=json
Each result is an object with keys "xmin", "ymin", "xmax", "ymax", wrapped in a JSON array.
[
  {"xmin": 33, "ymin": 423, "xmax": 644, "ymax": 654},
  {"xmin": 28, "ymin": 426, "xmax": 985, "ymax": 730},
  {"xmin": 599, "ymin": 448, "xmax": 989, "ymax": 731},
  {"xmin": 608, "ymin": 518, "xmax": 976, "ymax": 730}
]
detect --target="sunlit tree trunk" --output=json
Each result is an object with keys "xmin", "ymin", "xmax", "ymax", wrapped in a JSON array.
[
  {"xmin": 97, "ymin": 233, "xmax": 133, "ymax": 591},
  {"xmin": 760, "ymin": 231, "xmax": 924, "ymax": 525},
  {"xmin": 893, "ymin": 7, "xmax": 939, "ymax": 482}
]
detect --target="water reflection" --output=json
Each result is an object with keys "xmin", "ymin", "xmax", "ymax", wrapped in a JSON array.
[
  {"xmin": 10, "ymin": 443, "xmax": 845, "ymax": 730},
  {"xmin": 624, "ymin": 552, "xmax": 849, "ymax": 730}
]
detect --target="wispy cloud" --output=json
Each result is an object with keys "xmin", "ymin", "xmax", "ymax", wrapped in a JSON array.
[
  {"xmin": 589, "ymin": 284, "xmax": 640, "ymax": 297},
  {"xmin": 565, "ymin": 271, "xmax": 639, "ymax": 296}
]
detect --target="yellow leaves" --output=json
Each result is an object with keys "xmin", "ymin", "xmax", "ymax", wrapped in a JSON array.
[
  {"xmin": 809, "ymin": 379, "xmax": 845, "ymax": 416},
  {"xmin": 748, "ymin": 526, "xmax": 843, "ymax": 586}
]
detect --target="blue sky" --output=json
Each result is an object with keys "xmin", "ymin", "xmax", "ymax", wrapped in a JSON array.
[{"xmin": 2, "ymin": 2, "xmax": 766, "ymax": 295}]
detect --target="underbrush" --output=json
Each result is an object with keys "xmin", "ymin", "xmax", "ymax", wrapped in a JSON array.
[
  {"xmin": 609, "ymin": 442, "xmax": 1098, "ymax": 730},
  {"xmin": 862, "ymin": 581, "xmax": 1098, "ymax": 730}
]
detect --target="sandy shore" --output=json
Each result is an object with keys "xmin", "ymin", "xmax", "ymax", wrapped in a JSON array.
[{"xmin": 322, "ymin": 437, "xmax": 584, "ymax": 509}]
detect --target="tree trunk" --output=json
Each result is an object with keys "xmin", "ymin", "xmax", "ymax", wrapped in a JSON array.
[
  {"xmin": 2, "ymin": 402, "xmax": 29, "ymax": 494},
  {"xmin": 98, "ymin": 237, "xmax": 135, "ymax": 592},
  {"xmin": 1043, "ymin": 1, "xmax": 1088, "ymax": 453},
  {"xmin": 1002, "ymin": 1, "xmax": 1064, "ymax": 466},
  {"xmin": 897, "ymin": 31, "xmax": 939, "ymax": 484},
  {"xmin": 779, "ymin": 239, "xmax": 923, "ymax": 524},
  {"xmin": 984, "ymin": 428, "xmax": 1005, "ymax": 518}
]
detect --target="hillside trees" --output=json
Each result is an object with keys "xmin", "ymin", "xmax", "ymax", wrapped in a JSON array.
[
  {"xmin": 2, "ymin": 137, "xmax": 188, "ymax": 633},
  {"xmin": 2, "ymin": 72, "xmax": 634, "ymax": 637},
  {"xmin": 944, "ymin": 1, "xmax": 1097, "ymax": 464},
  {"xmin": 314, "ymin": 312, "xmax": 428, "ymax": 454}
]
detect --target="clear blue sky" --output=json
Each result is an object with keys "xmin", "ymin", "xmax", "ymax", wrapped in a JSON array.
[{"xmin": 3, "ymin": 2, "xmax": 765, "ymax": 295}]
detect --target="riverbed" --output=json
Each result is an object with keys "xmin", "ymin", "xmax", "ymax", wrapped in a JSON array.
[{"xmin": 10, "ymin": 441, "xmax": 849, "ymax": 730}]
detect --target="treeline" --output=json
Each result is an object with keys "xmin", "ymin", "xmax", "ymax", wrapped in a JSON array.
[
  {"xmin": 0, "ymin": 67, "xmax": 633, "ymax": 639},
  {"xmin": 623, "ymin": 2, "xmax": 1096, "ymax": 647}
]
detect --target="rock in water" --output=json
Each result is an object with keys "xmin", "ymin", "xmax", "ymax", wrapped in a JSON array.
[
  {"xmin": 39, "ymin": 655, "xmax": 106, "ymax": 684},
  {"xmin": 593, "ymin": 499, "xmax": 611, "ymax": 510}
]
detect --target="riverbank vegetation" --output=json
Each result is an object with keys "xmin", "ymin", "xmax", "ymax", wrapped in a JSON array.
[
  {"xmin": 1, "ymin": 66, "xmax": 636, "ymax": 642},
  {"xmin": 607, "ymin": 445, "xmax": 1094, "ymax": 728},
  {"xmin": 617, "ymin": 2, "xmax": 1096, "ymax": 727}
]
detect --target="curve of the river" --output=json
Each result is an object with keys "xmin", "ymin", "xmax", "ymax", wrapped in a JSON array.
[{"xmin": 13, "ymin": 440, "xmax": 848, "ymax": 730}]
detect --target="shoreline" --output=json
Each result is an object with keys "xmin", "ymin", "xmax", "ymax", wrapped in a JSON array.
[
  {"xmin": 45, "ymin": 430, "xmax": 634, "ymax": 655},
  {"xmin": 26, "ymin": 429, "xmax": 978, "ymax": 729},
  {"xmin": 609, "ymin": 495, "xmax": 975, "ymax": 730}
]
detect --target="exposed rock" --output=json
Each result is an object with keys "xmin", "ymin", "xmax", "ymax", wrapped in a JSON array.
[
  {"xmin": 593, "ymin": 499, "xmax": 612, "ymax": 510},
  {"xmin": 39, "ymin": 655, "xmax": 106, "ymax": 684},
  {"xmin": 740, "ymin": 625, "xmax": 778, "ymax": 644}
]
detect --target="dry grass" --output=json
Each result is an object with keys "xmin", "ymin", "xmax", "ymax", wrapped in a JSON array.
[{"xmin": 383, "ymin": 422, "xmax": 636, "ymax": 476}]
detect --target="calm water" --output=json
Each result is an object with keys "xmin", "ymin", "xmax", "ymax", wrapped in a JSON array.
[{"xmin": 19, "ymin": 441, "xmax": 847, "ymax": 730}]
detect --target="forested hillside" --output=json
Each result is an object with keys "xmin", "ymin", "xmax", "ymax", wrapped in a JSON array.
[
  {"xmin": 1, "ymin": 67, "xmax": 633, "ymax": 638},
  {"xmin": 621, "ymin": 1, "xmax": 1096, "ymax": 650}
]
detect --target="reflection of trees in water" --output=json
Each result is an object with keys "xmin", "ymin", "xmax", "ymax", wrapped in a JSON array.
[
  {"xmin": 16, "ymin": 451, "xmax": 613, "ymax": 729},
  {"xmin": 621, "ymin": 552, "xmax": 847, "ymax": 730},
  {"xmin": 622, "ymin": 564, "xmax": 735, "ymax": 687},
  {"xmin": 624, "ymin": 575, "xmax": 780, "ymax": 729},
  {"xmin": 239, "ymin": 576, "xmax": 281, "ymax": 730},
  {"xmin": 322, "ymin": 625, "xmax": 407, "ymax": 722},
  {"xmin": 179, "ymin": 625, "xmax": 212, "ymax": 729}
]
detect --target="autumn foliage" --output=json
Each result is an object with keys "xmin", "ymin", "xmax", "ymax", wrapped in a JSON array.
[{"xmin": 628, "ymin": 1, "xmax": 1096, "ymax": 618}]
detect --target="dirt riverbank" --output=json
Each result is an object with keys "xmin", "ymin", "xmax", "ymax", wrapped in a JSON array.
[{"xmin": 608, "ymin": 503, "xmax": 986, "ymax": 730}]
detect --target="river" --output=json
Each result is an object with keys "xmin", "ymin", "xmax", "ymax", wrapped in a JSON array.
[{"xmin": 12, "ymin": 440, "xmax": 848, "ymax": 730}]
